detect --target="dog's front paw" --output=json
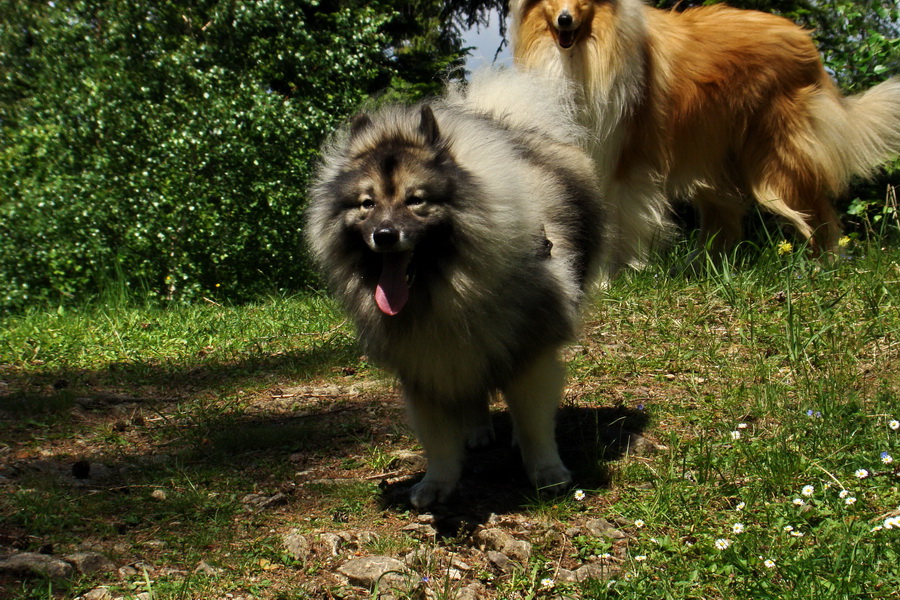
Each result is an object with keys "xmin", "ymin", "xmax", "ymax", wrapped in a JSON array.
[
  {"xmin": 531, "ymin": 463, "xmax": 572, "ymax": 496},
  {"xmin": 409, "ymin": 478, "xmax": 456, "ymax": 509}
]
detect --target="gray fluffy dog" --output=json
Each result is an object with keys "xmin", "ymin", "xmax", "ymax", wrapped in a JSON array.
[{"xmin": 306, "ymin": 69, "xmax": 609, "ymax": 508}]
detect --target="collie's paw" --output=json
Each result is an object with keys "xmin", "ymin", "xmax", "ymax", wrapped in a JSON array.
[
  {"xmin": 409, "ymin": 479, "xmax": 456, "ymax": 509},
  {"xmin": 531, "ymin": 464, "xmax": 572, "ymax": 496}
]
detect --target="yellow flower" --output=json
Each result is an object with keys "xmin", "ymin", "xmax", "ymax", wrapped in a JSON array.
[
  {"xmin": 777, "ymin": 241, "xmax": 793, "ymax": 255},
  {"xmin": 838, "ymin": 236, "xmax": 851, "ymax": 247}
]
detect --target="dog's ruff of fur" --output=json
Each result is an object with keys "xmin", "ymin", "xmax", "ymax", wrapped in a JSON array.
[
  {"xmin": 511, "ymin": 0, "xmax": 900, "ymax": 269},
  {"xmin": 306, "ymin": 69, "xmax": 608, "ymax": 508}
]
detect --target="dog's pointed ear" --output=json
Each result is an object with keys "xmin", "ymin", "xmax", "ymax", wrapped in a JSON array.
[
  {"xmin": 349, "ymin": 113, "xmax": 372, "ymax": 139},
  {"xmin": 418, "ymin": 105, "xmax": 441, "ymax": 146}
]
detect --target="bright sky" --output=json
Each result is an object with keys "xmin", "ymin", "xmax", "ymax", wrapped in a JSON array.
[{"xmin": 461, "ymin": 10, "xmax": 513, "ymax": 70}]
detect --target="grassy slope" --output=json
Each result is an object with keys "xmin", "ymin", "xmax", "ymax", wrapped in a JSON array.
[{"xmin": 1, "ymin": 237, "xmax": 899, "ymax": 599}]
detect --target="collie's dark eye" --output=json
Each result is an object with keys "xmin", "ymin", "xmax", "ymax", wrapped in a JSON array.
[
  {"xmin": 406, "ymin": 193, "xmax": 426, "ymax": 206},
  {"xmin": 360, "ymin": 197, "xmax": 375, "ymax": 210}
]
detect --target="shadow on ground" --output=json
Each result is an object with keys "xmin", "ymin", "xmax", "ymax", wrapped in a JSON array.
[{"xmin": 380, "ymin": 404, "xmax": 649, "ymax": 535}]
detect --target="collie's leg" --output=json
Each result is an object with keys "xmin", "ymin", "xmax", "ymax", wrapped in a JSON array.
[
  {"xmin": 745, "ymin": 96, "xmax": 843, "ymax": 254},
  {"xmin": 604, "ymin": 172, "xmax": 673, "ymax": 272},
  {"xmin": 750, "ymin": 176, "xmax": 840, "ymax": 255},
  {"xmin": 503, "ymin": 350, "xmax": 571, "ymax": 494},
  {"xmin": 694, "ymin": 187, "xmax": 746, "ymax": 257}
]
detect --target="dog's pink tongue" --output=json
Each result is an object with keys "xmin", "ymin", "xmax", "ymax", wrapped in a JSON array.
[{"xmin": 375, "ymin": 253, "xmax": 410, "ymax": 316}]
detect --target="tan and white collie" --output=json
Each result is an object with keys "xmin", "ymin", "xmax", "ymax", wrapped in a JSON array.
[{"xmin": 511, "ymin": 0, "xmax": 900, "ymax": 269}]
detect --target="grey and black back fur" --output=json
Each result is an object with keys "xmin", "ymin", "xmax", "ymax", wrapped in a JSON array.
[{"xmin": 306, "ymin": 69, "xmax": 608, "ymax": 507}]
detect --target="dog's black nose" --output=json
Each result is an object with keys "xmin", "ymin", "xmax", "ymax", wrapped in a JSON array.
[
  {"xmin": 373, "ymin": 227, "xmax": 400, "ymax": 249},
  {"xmin": 557, "ymin": 11, "xmax": 573, "ymax": 28}
]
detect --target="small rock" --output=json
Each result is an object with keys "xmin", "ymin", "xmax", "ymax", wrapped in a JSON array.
[
  {"xmin": 390, "ymin": 450, "xmax": 427, "ymax": 471},
  {"xmin": 576, "ymin": 562, "xmax": 621, "ymax": 582},
  {"xmin": 456, "ymin": 582, "xmax": 485, "ymax": 600},
  {"xmin": 451, "ymin": 557, "xmax": 471, "ymax": 571},
  {"xmin": 503, "ymin": 539, "xmax": 532, "ymax": 562},
  {"xmin": 355, "ymin": 530, "xmax": 380, "ymax": 548},
  {"xmin": 86, "ymin": 462, "xmax": 113, "ymax": 480},
  {"xmin": 241, "ymin": 492, "xmax": 288, "ymax": 511},
  {"xmin": 556, "ymin": 568, "xmax": 578, "ymax": 583},
  {"xmin": 81, "ymin": 587, "xmax": 113, "ymax": 600},
  {"xmin": 474, "ymin": 528, "xmax": 531, "ymax": 562},
  {"xmin": 282, "ymin": 530, "xmax": 311, "ymax": 561},
  {"xmin": 628, "ymin": 433, "xmax": 659, "ymax": 457},
  {"xmin": 194, "ymin": 561, "xmax": 223, "ymax": 576},
  {"xmin": 474, "ymin": 528, "xmax": 513, "ymax": 552},
  {"xmin": 316, "ymin": 532, "xmax": 343, "ymax": 556},
  {"xmin": 403, "ymin": 547, "xmax": 431, "ymax": 569},
  {"xmin": 400, "ymin": 522, "xmax": 437, "ymax": 539},
  {"xmin": 486, "ymin": 551, "xmax": 510, "ymax": 572},
  {"xmin": 118, "ymin": 565, "xmax": 139, "ymax": 578},
  {"xmin": 338, "ymin": 556, "xmax": 408, "ymax": 589},
  {"xmin": 0, "ymin": 552, "xmax": 74, "ymax": 579},
  {"xmin": 63, "ymin": 551, "xmax": 116, "ymax": 575},
  {"xmin": 584, "ymin": 518, "xmax": 626, "ymax": 539}
]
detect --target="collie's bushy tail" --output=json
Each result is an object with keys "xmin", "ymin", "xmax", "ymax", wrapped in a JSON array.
[
  {"xmin": 750, "ymin": 76, "xmax": 900, "ymax": 251},
  {"xmin": 812, "ymin": 77, "xmax": 900, "ymax": 193}
]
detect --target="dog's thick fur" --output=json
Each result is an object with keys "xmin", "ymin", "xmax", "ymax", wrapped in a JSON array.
[
  {"xmin": 511, "ymin": 0, "xmax": 900, "ymax": 269},
  {"xmin": 306, "ymin": 70, "xmax": 607, "ymax": 508}
]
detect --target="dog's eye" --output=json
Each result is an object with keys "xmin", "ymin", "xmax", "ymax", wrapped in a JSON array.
[
  {"xmin": 360, "ymin": 197, "xmax": 375, "ymax": 210},
  {"xmin": 406, "ymin": 193, "xmax": 426, "ymax": 207}
]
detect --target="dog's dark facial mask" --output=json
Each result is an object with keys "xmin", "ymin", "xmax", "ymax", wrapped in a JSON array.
[{"xmin": 345, "ymin": 106, "xmax": 456, "ymax": 316}]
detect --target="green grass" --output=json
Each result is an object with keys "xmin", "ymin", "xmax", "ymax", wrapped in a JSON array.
[{"xmin": 1, "ymin": 235, "xmax": 899, "ymax": 599}]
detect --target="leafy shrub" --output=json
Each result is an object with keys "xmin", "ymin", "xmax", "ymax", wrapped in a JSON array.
[{"xmin": 0, "ymin": 0, "xmax": 463, "ymax": 309}]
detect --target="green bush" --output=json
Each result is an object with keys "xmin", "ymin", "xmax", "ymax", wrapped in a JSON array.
[{"xmin": 0, "ymin": 0, "xmax": 463, "ymax": 309}]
